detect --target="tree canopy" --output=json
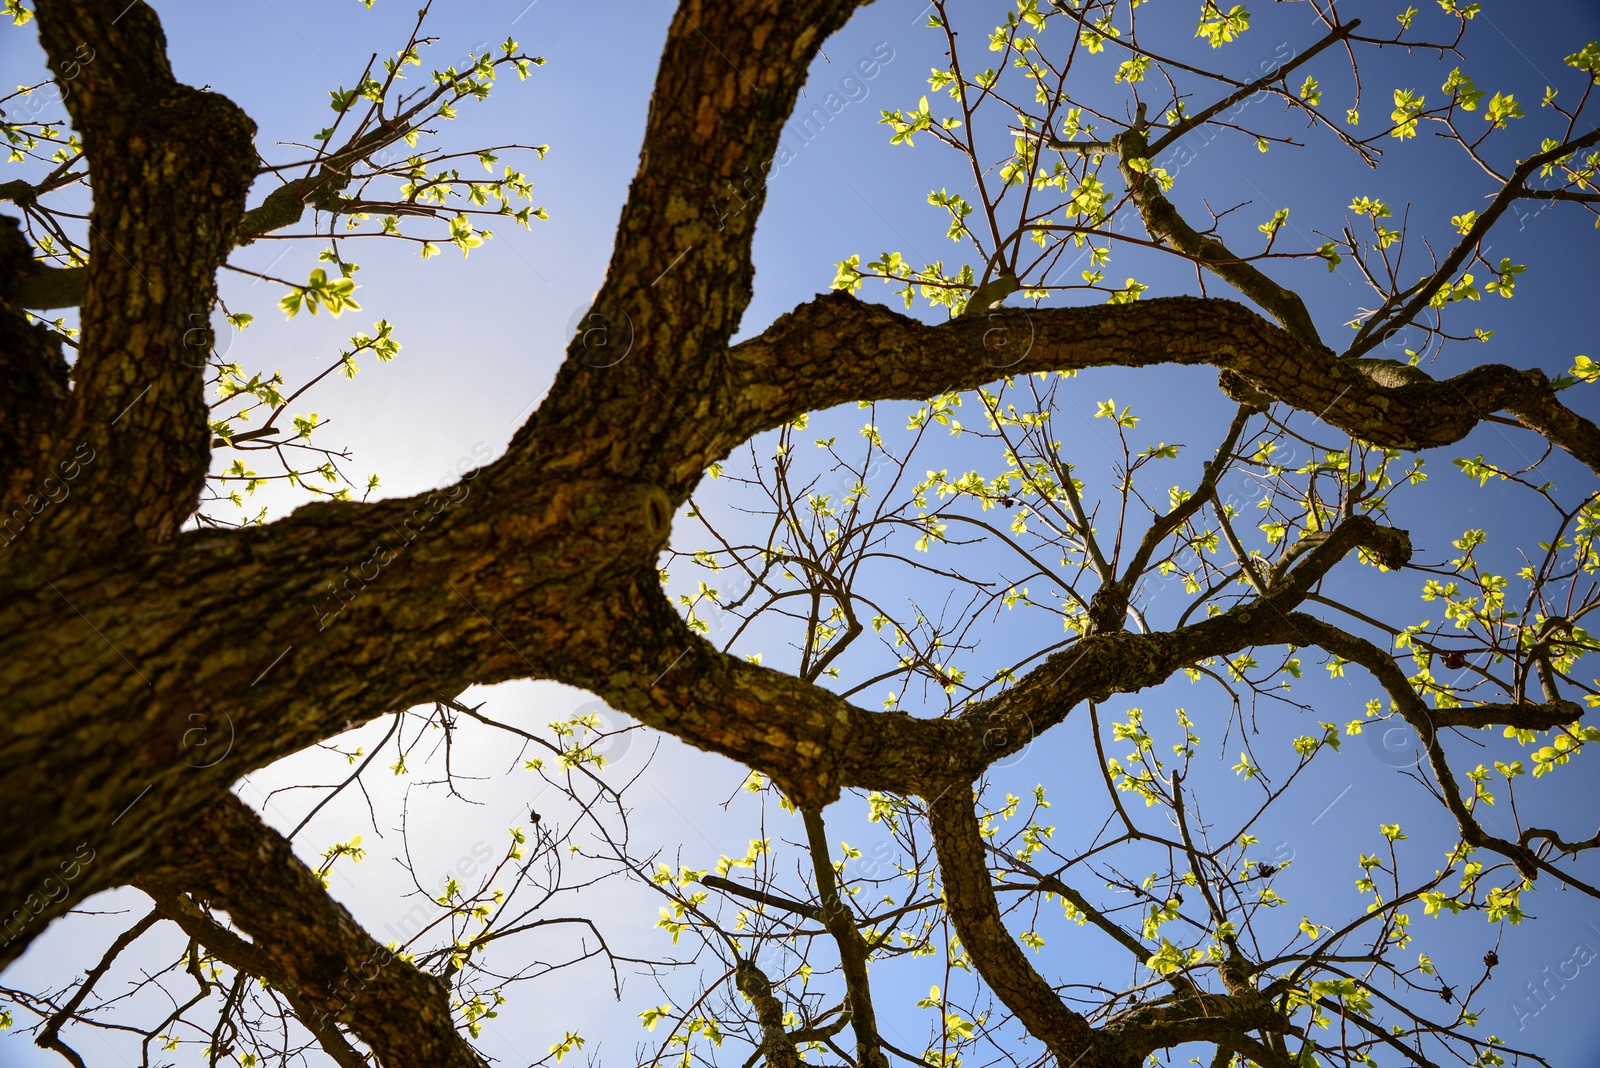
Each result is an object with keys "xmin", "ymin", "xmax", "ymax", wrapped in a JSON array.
[{"xmin": 2, "ymin": 1, "xmax": 1599, "ymax": 1067}]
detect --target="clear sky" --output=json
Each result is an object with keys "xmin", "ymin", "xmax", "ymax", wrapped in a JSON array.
[{"xmin": 3, "ymin": 1, "xmax": 1600, "ymax": 1066}]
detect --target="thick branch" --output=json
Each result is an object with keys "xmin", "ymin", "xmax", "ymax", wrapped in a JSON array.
[
  {"xmin": 138, "ymin": 793, "xmax": 487, "ymax": 1068},
  {"xmin": 1429, "ymin": 702, "xmax": 1585, "ymax": 731},
  {"xmin": 8, "ymin": 264, "xmax": 85, "ymax": 311},
  {"xmin": 0, "ymin": 0, "xmax": 879, "ymax": 958},
  {"xmin": 725, "ymin": 292, "xmax": 1600, "ymax": 477},
  {"xmin": 0, "ymin": 436, "xmax": 1407, "ymax": 970},
  {"xmin": 926, "ymin": 789, "xmax": 1097, "ymax": 1064},
  {"xmin": 587, "ymin": 512, "xmax": 1411, "ymax": 812},
  {"xmin": 499, "ymin": 0, "xmax": 877, "ymax": 501},
  {"xmin": 700, "ymin": 875, "xmax": 827, "ymax": 922},
  {"xmin": 11, "ymin": 118, "xmax": 414, "ymax": 313},
  {"xmin": 0, "ymin": 215, "xmax": 72, "ymax": 514},
  {"xmin": 1102, "ymin": 990, "xmax": 1294, "ymax": 1067},
  {"xmin": 135, "ymin": 878, "xmax": 368, "ymax": 1068},
  {"xmin": 32, "ymin": 0, "xmax": 257, "ymax": 544}
]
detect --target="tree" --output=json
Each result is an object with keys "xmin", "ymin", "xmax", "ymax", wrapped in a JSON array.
[{"xmin": 1, "ymin": 0, "xmax": 1598, "ymax": 1065}]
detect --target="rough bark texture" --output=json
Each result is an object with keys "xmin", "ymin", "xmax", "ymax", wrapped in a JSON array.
[
  {"xmin": 136, "ymin": 877, "xmax": 373, "ymax": 1068},
  {"xmin": 30, "ymin": 0, "xmax": 257, "ymax": 546},
  {"xmin": 929, "ymin": 795, "xmax": 1296, "ymax": 1068},
  {"xmin": 0, "ymin": 215, "xmax": 71, "ymax": 515},
  {"xmin": 927, "ymin": 789, "xmax": 1099, "ymax": 1064},
  {"xmin": 1, "ymin": 0, "xmax": 1597, "ymax": 1063},
  {"xmin": 736, "ymin": 960, "xmax": 807, "ymax": 1068},
  {"xmin": 0, "ymin": 0, "xmax": 879, "ymax": 965},
  {"xmin": 725, "ymin": 292, "xmax": 1600, "ymax": 474},
  {"xmin": 138, "ymin": 794, "xmax": 486, "ymax": 1068}
]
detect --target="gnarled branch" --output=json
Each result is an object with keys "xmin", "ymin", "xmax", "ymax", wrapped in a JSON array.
[
  {"xmin": 724, "ymin": 292, "xmax": 1600, "ymax": 477},
  {"xmin": 138, "ymin": 793, "xmax": 487, "ymax": 1068}
]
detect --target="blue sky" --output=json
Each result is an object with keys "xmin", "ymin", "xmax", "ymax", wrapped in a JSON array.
[{"xmin": 4, "ymin": 1, "xmax": 1600, "ymax": 1065}]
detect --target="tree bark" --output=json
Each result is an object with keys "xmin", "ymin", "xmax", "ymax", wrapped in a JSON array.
[
  {"xmin": 138, "ymin": 793, "xmax": 487, "ymax": 1068},
  {"xmin": 2, "ymin": 19, "xmax": 1596, "ymax": 1068},
  {"xmin": 0, "ymin": 0, "xmax": 879, "ymax": 964},
  {"xmin": 0, "ymin": 216, "xmax": 71, "ymax": 516},
  {"xmin": 725, "ymin": 292, "xmax": 1600, "ymax": 477},
  {"xmin": 27, "ymin": 0, "xmax": 257, "ymax": 547}
]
